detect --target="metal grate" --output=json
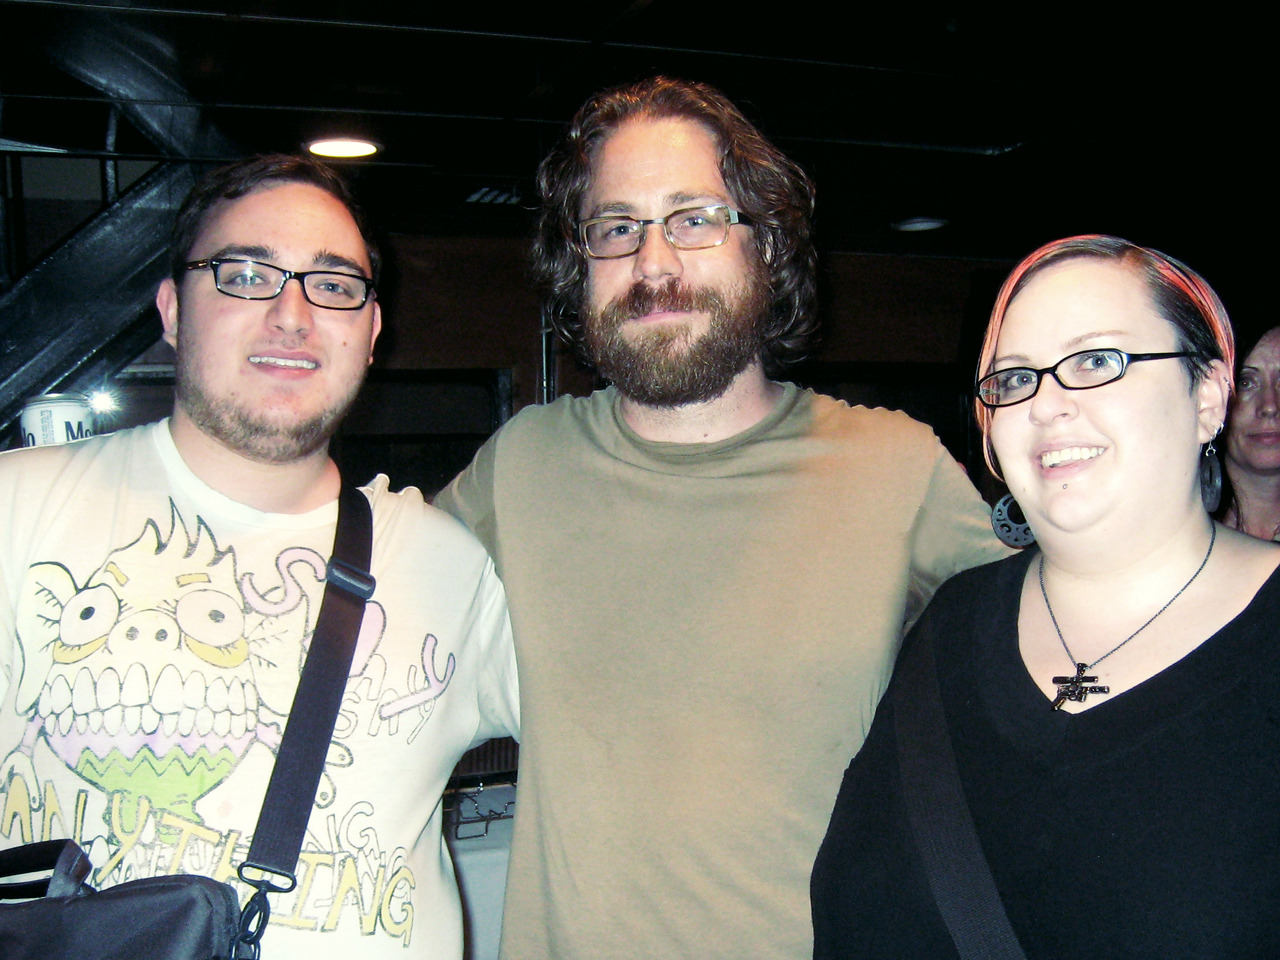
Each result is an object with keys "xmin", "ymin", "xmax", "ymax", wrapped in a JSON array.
[{"xmin": 450, "ymin": 736, "xmax": 519, "ymax": 787}]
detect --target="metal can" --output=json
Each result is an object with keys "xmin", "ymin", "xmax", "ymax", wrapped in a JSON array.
[{"xmin": 20, "ymin": 393, "xmax": 95, "ymax": 447}]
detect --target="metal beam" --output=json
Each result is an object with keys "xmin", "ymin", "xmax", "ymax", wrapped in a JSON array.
[
  {"xmin": 0, "ymin": 11, "xmax": 240, "ymax": 436},
  {"xmin": 0, "ymin": 163, "xmax": 194, "ymax": 433},
  {"xmin": 46, "ymin": 13, "xmax": 239, "ymax": 159}
]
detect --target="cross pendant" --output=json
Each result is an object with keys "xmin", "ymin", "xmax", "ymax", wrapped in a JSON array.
[{"xmin": 1050, "ymin": 662, "xmax": 1110, "ymax": 711}]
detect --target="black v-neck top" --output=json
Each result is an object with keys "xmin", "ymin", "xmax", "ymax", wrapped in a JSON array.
[{"xmin": 812, "ymin": 551, "xmax": 1280, "ymax": 960}]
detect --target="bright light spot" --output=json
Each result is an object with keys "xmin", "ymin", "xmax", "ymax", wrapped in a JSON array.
[
  {"xmin": 88, "ymin": 390, "xmax": 117, "ymax": 415},
  {"xmin": 308, "ymin": 138, "xmax": 379, "ymax": 158},
  {"xmin": 891, "ymin": 216, "xmax": 949, "ymax": 233}
]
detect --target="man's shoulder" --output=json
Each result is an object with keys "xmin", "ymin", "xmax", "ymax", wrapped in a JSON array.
[
  {"xmin": 802, "ymin": 387, "xmax": 929, "ymax": 428},
  {"xmin": 363, "ymin": 474, "xmax": 496, "ymax": 555},
  {"xmin": 365, "ymin": 473, "xmax": 452, "ymax": 528},
  {"xmin": 479, "ymin": 390, "xmax": 611, "ymax": 455},
  {"xmin": 0, "ymin": 423, "xmax": 151, "ymax": 482},
  {"xmin": 797, "ymin": 387, "xmax": 940, "ymax": 450},
  {"xmin": 506, "ymin": 389, "xmax": 609, "ymax": 430}
]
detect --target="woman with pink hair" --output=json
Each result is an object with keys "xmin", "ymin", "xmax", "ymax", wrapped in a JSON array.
[{"xmin": 812, "ymin": 236, "xmax": 1280, "ymax": 959}]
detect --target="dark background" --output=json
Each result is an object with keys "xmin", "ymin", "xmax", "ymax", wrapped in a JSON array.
[{"xmin": 0, "ymin": 2, "xmax": 1268, "ymax": 493}]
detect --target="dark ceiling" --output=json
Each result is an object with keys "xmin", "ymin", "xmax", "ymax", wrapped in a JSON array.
[{"xmin": 0, "ymin": 2, "xmax": 1270, "ymax": 348}]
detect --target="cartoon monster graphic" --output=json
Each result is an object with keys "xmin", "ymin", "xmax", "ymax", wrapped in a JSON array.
[{"xmin": 7, "ymin": 502, "xmax": 383, "ymax": 825}]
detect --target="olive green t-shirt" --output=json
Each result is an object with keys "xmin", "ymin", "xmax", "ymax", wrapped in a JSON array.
[{"xmin": 436, "ymin": 383, "xmax": 1007, "ymax": 960}]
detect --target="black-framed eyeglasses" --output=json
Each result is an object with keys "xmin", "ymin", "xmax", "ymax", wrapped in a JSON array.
[
  {"xmin": 184, "ymin": 258, "xmax": 375, "ymax": 310},
  {"xmin": 578, "ymin": 204, "xmax": 754, "ymax": 260},
  {"xmin": 976, "ymin": 349, "xmax": 1193, "ymax": 408}
]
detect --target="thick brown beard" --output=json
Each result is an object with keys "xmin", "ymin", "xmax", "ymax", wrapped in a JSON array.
[{"xmin": 583, "ymin": 269, "xmax": 770, "ymax": 407}]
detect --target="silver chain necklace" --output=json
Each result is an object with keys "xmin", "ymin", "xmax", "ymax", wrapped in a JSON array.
[{"xmin": 1039, "ymin": 524, "xmax": 1216, "ymax": 711}]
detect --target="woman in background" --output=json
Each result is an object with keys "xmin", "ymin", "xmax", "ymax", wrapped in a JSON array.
[
  {"xmin": 1219, "ymin": 324, "xmax": 1280, "ymax": 539},
  {"xmin": 811, "ymin": 236, "xmax": 1280, "ymax": 959}
]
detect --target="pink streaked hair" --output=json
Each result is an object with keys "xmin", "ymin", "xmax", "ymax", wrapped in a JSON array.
[{"xmin": 975, "ymin": 234, "xmax": 1235, "ymax": 477}]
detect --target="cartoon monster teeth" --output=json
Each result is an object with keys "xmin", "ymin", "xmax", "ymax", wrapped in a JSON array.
[
  {"xmin": 12, "ymin": 505, "xmax": 355, "ymax": 845},
  {"xmin": 226, "ymin": 677, "xmax": 246, "ymax": 714},
  {"xmin": 72, "ymin": 669, "xmax": 95, "ymax": 713},
  {"xmin": 140, "ymin": 705, "xmax": 161, "ymax": 735},
  {"xmin": 121, "ymin": 662, "xmax": 149, "ymax": 708},
  {"xmin": 183, "ymin": 670, "xmax": 206, "ymax": 709},
  {"xmin": 98, "ymin": 667, "xmax": 121, "ymax": 709},
  {"xmin": 151, "ymin": 664, "xmax": 183, "ymax": 714},
  {"xmin": 38, "ymin": 675, "xmax": 70, "ymax": 716}
]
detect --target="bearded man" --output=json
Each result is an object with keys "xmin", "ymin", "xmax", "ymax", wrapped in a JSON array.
[{"xmin": 436, "ymin": 77, "xmax": 1007, "ymax": 960}]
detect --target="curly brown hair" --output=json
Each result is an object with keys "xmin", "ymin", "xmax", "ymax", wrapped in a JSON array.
[{"xmin": 533, "ymin": 76, "xmax": 817, "ymax": 376}]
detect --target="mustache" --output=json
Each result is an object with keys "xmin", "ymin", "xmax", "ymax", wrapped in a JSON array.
[{"xmin": 597, "ymin": 279, "xmax": 729, "ymax": 326}]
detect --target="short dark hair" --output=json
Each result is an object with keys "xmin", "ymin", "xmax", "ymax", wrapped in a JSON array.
[
  {"xmin": 170, "ymin": 154, "xmax": 381, "ymax": 284},
  {"xmin": 533, "ymin": 76, "xmax": 818, "ymax": 375},
  {"xmin": 975, "ymin": 234, "xmax": 1235, "ymax": 476}
]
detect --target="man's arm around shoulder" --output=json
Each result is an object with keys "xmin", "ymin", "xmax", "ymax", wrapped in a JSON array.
[{"xmin": 434, "ymin": 426, "xmax": 503, "ymax": 557}]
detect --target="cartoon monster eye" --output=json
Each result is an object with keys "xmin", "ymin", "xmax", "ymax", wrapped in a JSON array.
[
  {"xmin": 175, "ymin": 589, "xmax": 246, "ymax": 648},
  {"xmin": 59, "ymin": 585, "xmax": 121, "ymax": 648}
]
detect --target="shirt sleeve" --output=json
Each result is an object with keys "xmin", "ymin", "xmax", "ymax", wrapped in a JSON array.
[
  {"xmin": 433, "ymin": 431, "xmax": 517, "ymax": 741},
  {"xmin": 467, "ymin": 555, "xmax": 520, "ymax": 743},
  {"xmin": 0, "ymin": 560, "xmax": 12, "ymax": 707},
  {"xmin": 433, "ymin": 429, "xmax": 501, "ymax": 563},
  {"xmin": 903, "ymin": 444, "xmax": 1013, "ymax": 629},
  {"xmin": 0, "ymin": 450, "xmax": 28, "ymax": 708}
]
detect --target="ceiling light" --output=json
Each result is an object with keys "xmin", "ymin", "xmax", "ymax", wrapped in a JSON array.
[
  {"xmin": 892, "ymin": 216, "xmax": 949, "ymax": 233},
  {"xmin": 307, "ymin": 138, "xmax": 380, "ymax": 158}
]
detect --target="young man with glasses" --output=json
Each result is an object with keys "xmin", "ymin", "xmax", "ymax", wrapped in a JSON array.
[
  {"xmin": 436, "ymin": 77, "xmax": 1008, "ymax": 960},
  {"xmin": 0, "ymin": 155, "xmax": 517, "ymax": 959}
]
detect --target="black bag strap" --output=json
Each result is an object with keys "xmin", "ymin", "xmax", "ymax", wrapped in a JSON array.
[
  {"xmin": 233, "ymin": 483, "xmax": 375, "ymax": 955},
  {"xmin": 0, "ymin": 838, "xmax": 92, "ymax": 900},
  {"xmin": 893, "ymin": 634, "xmax": 1029, "ymax": 960}
]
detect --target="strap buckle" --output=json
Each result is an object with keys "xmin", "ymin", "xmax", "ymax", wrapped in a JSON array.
[
  {"xmin": 232, "ymin": 863, "xmax": 297, "ymax": 958},
  {"xmin": 325, "ymin": 557, "xmax": 375, "ymax": 600}
]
